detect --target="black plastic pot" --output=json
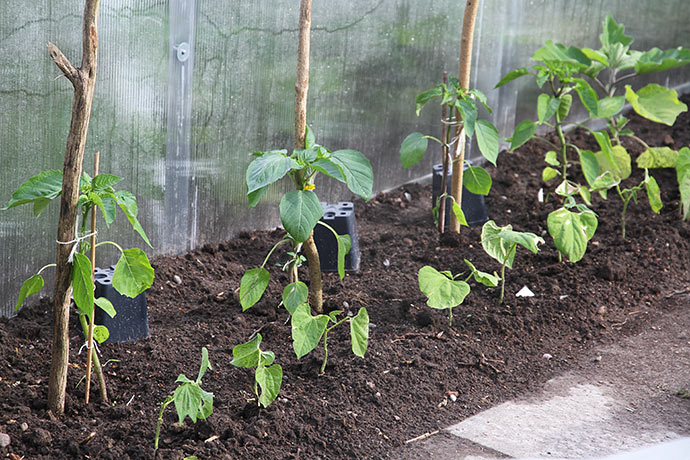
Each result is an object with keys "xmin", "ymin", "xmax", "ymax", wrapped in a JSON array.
[
  {"xmin": 93, "ymin": 266, "xmax": 150, "ymax": 343},
  {"xmin": 431, "ymin": 163, "xmax": 489, "ymax": 226},
  {"xmin": 313, "ymin": 201, "xmax": 360, "ymax": 273}
]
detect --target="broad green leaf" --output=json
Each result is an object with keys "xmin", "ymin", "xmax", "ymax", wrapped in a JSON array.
[
  {"xmin": 475, "ymin": 120, "xmax": 499, "ymax": 166},
  {"xmin": 547, "ymin": 207, "xmax": 598, "ymax": 263},
  {"xmin": 415, "ymin": 85, "xmax": 444, "ymax": 115},
  {"xmin": 282, "ymin": 282, "xmax": 308, "ymax": 315},
  {"xmin": 72, "ymin": 253, "xmax": 94, "ymax": 318},
  {"xmin": 532, "ymin": 41, "xmax": 591, "ymax": 68},
  {"xmin": 337, "ymin": 234, "xmax": 352, "ymax": 280},
  {"xmin": 578, "ymin": 149, "xmax": 600, "ymax": 188},
  {"xmin": 94, "ymin": 297, "xmax": 116, "ymax": 318},
  {"xmin": 636, "ymin": 147, "xmax": 678, "ymax": 169},
  {"xmin": 545, "ymin": 151, "xmax": 560, "ymax": 167},
  {"xmin": 400, "ymin": 133, "xmax": 428, "ymax": 169},
  {"xmin": 279, "ymin": 190, "xmax": 323, "ymax": 243},
  {"xmin": 481, "ymin": 220, "xmax": 516, "ymax": 269},
  {"xmin": 625, "ymin": 84, "xmax": 687, "ymax": 126},
  {"xmin": 173, "ymin": 382, "xmax": 206, "ymax": 424},
  {"xmin": 311, "ymin": 159, "xmax": 346, "ymax": 182},
  {"xmin": 330, "ymin": 150, "xmax": 374, "ymax": 200},
  {"xmin": 92, "ymin": 325, "xmax": 110, "ymax": 344},
  {"xmin": 239, "ymin": 267, "xmax": 270, "ymax": 311},
  {"xmin": 542, "ymin": 167, "xmax": 559, "ymax": 182},
  {"xmin": 497, "ymin": 228, "xmax": 544, "ymax": 254},
  {"xmin": 494, "ymin": 67, "xmax": 530, "ymax": 88},
  {"xmin": 350, "ymin": 307, "xmax": 369, "ymax": 357},
  {"xmin": 595, "ymin": 145, "xmax": 631, "ymax": 181},
  {"xmin": 112, "ymin": 248, "xmax": 155, "ymax": 298},
  {"xmin": 676, "ymin": 147, "xmax": 690, "ymax": 182},
  {"xmin": 246, "ymin": 151, "xmax": 294, "ymax": 194},
  {"xmin": 259, "ymin": 350, "xmax": 275, "ymax": 367},
  {"xmin": 92, "ymin": 174, "xmax": 123, "ymax": 191},
  {"xmin": 114, "ymin": 190, "xmax": 151, "ymax": 247},
  {"xmin": 600, "ymin": 15, "xmax": 632, "ymax": 49},
  {"xmin": 3, "ymin": 169, "xmax": 63, "ymax": 216},
  {"xmin": 597, "ymin": 97, "xmax": 625, "ymax": 119},
  {"xmin": 456, "ymin": 99, "xmax": 477, "ymax": 139},
  {"xmin": 305, "ymin": 125, "xmax": 316, "ymax": 149},
  {"xmin": 99, "ymin": 195, "xmax": 117, "ymax": 226},
  {"xmin": 463, "ymin": 166, "xmax": 492, "ymax": 196},
  {"xmin": 451, "ymin": 201, "xmax": 469, "ymax": 227},
  {"xmin": 464, "ymin": 259, "xmax": 499, "ymax": 287},
  {"xmin": 230, "ymin": 334, "xmax": 262, "ymax": 368},
  {"xmin": 291, "ymin": 303, "xmax": 329, "ymax": 359},
  {"xmin": 557, "ymin": 94, "xmax": 573, "ymax": 121},
  {"xmin": 418, "ymin": 266, "xmax": 470, "ymax": 310},
  {"xmin": 679, "ymin": 174, "xmax": 690, "ymax": 220},
  {"xmin": 537, "ymin": 94, "xmax": 560, "ymax": 124},
  {"xmin": 256, "ymin": 364, "xmax": 283, "ymax": 407},
  {"xmin": 509, "ymin": 120, "xmax": 537, "ymax": 152},
  {"xmin": 635, "ymin": 47, "xmax": 690, "ymax": 75},
  {"xmin": 645, "ymin": 173, "xmax": 662, "ymax": 213},
  {"xmin": 247, "ymin": 185, "xmax": 268, "ymax": 208},
  {"xmin": 591, "ymin": 171, "xmax": 619, "ymax": 192},
  {"xmin": 15, "ymin": 274, "xmax": 44, "ymax": 312},
  {"xmin": 295, "ymin": 148, "xmax": 317, "ymax": 163},
  {"xmin": 574, "ymin": 78, "xmax": 599, "ymax": 117}
]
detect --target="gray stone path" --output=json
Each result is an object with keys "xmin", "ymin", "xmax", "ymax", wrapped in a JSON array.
[{"xmin": 395, "ymin": 303, "xmax": 690, "ymax": 459}]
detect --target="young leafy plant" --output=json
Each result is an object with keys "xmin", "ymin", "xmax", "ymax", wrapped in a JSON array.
[
  {"xmin": 242, "ymin": 126, "xmax": 371, "ymax": 314},
  {"xmin": 290, "ymin": 303, "xmax": 369, "ymax": 374},
  {"xmin": 635, "ymin": 146, "xmax": 690, "ymax": 221},
  {"xmin": 400, "ymin": 76, "xmax": 499, "ymax": 230},
  {"xmin": 418, "ymin": 261, "xmax": 498, "ymax": 326},
  {"xmin": 481, "ymin": 220, "xmax": 544, "ymax": 303},
  {"xmin": 154, "ymin": 347, "xmax": 214, "ymax": 457},
  {"xmin": 230, "ymin": 334, "xmax": 283, "ymax": 408}
]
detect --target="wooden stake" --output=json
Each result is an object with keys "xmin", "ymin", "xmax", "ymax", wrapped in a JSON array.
[
  {"xmin": 439, "ymin": 71, "xmax": 450, "ymax": 234},
  {"xmin": 450, "ymin": 0, "xmax": 480, "ymax": 232},
  {"xmin": 293, "ymin": 0, "xmax": 323, "ymax": 314},
  {"xmin": 47, "ymin": 0, "xmax": 101, "ymax": 416}
]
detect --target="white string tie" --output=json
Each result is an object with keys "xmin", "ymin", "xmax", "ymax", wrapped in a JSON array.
[{"xmin": 56, "ymin": 230, "xmax": 97, "ymax": 263}]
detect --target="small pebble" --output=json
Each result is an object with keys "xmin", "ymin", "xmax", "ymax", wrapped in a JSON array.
[
  {"xmin": 0, "ymin": 432, "xmax": 10, "ymax": 448},
  {"xmin": 543, "ymin": 353, "xmax": 553, "ymax": 360},
  {"xmin": 383, "ymin": 259, "xmax": 390, "ymax": 267},
  {"xmin": 366, "ymin": 381, "xmax": 375, "ymax": 389},
  {"xmin": 403, "ymin": 192, "xmax": 412, "ymax": 201},
  {"xmin": 375, "ymin": 392, "xmax": 381, "ymax": 398},
  {"xmin": 342, "ymin": 301, "xmax": 349, "ymax": 308},
  {"xmin": 173, "ymin": 275, "xmax": 182, "ymax": 285},
  {"xmin": 594, "ymin": 355, "xmax": 602, "ymax": 362},
  {"xmin": 449, "ymin": 394, "xmax": 457, "ymax": 402},
  {"xmin": 20, "ymin": 423, "xmax": 28, "ymax": 432}
]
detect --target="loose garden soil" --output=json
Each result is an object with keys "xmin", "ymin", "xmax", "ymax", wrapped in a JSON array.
[{"xmin": 2, "ymin": 96, "xmax": 689, "ymax": 460}]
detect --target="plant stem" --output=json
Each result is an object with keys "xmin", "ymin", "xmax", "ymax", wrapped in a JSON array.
[
  {"xmin": 154, "ymin": 396, "xmax": 174, "ymax": 456},
  {"xmin": 78, "ymin": 313, "xmax": 108, "ymax": 403},
  {"xmin": 320, "ymin": 330, "xmax": 329, "ymax": 374},
  {"xmin": 85, "ymin": 151, "xmax": 100, "ymax": 405},
  {"xmin": 448, "ymin": 308, "xmax": 453, "ymax": 327},
  {"xmin": 261, "ymin": 238, "xmax": 290, "ymax": 268},
  {"xmin": 618, "ymin": 186, "xmax": 629, "ymax": 240},
  {"xmin": 556, "ymin": 121, "xmax": 568, "ymax": 181},
  {"xmin": 499, "ymin": 261, "xmax": 507, "ymax": 304}
]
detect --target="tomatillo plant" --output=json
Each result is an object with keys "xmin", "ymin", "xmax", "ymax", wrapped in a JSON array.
[
  {"xmin": 481, "ymin": 220, "xmax": 544, "ymax": 303},
  {"xmin": 230, "ymin": 334, "xmax": 283, "ymax": 408},
  {"xmin": 154, "ymin": 348, "xmax": 213, "ymax": 457},
  {"xmin": 242, "ymin": 126, "xmax": 372, "ymax": 314},
  {"xmin": 290, "ymin": 303, "xmax": 369, "ymax": 374},
  {"xmin": 418, "ymin": 261, "xmax": 498, "ymax": 326}
]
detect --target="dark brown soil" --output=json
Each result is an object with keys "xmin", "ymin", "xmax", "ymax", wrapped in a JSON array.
[{"xmin": 2, "ymin": 97, "xmax": 689, "ymax": 460}]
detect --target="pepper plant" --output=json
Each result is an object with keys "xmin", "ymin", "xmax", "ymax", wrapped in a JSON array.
[
  {"xmin": 4, "ymin": 167, "xmax": 154, "ymax": 401},
  {"xmin": 480, "ymin": 220, "xmax": 544, "ymax": 304},
  {"xmin": 400, "ymin": 76, "xmax": 499, "ymax": 230},
  {"xmin": 241, "ymin": 126, "xmax": 373, "ymax": 314},
  {"xmin": 230, "ymin": 334, "xmax": 283, "ymax": 407},
  {"xmin": 418, "ymin": 261, "xmax": 498, "ymax": 326},
  {"xmin": 154, "ymin": 347, "xmax": 213, "ymax": 457}
]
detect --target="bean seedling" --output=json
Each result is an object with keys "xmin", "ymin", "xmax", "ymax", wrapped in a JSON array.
[{"xmin": 230, "ymin": 334, "xmax": 283, "ymax": 408}]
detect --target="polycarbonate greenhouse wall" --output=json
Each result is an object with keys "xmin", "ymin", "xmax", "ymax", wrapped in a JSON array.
[{"xmin": 1, "ymin": 0, "xmax": 689, "ymax": 316}]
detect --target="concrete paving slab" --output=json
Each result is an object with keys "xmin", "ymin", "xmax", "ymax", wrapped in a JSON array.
[{"xmin": 395, "ymin": 302, "xmax": 690, "ymax": 459}]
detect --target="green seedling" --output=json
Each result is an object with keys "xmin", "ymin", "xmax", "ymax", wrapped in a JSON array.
[
  {"xmin": 242, "ymin": 126, "xmax": 373, "ymax": 314},
  {"xmin": 481, "ymin": 221, "xmax": 544, "ymax": 303},
  {"xmin": 291, "ymin": 303, "xmax": 369, "ymax": 374},
  {"xmin": 230, "ymin": 334, "xmax": 283, "ymax": 408},
  {"xmin": 418, "ymin": 261, "xmax": 498, "ymax": 326},
  {"xmin": 154, "ymin": 348, "xmax": 214, "ymax": 457},
  {"xmin": 636, "ymin": 146, "xmax": 690, "ymax": 221},
  {"xmin": 400, "ymin": 76, "xmax": 499, "ymax": 231}
]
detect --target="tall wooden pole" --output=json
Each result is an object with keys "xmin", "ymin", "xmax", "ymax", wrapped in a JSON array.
[
  {"xmin": 294, "ymin": 0, "xmax": 324, "ymax": 314},
  {"xmin": 47, "ymin": 0, "xmax": 101, "ymax": 415},
  {"xmin": 450, "ymin": 0, "xmax": 480, "ymax": 232}
]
